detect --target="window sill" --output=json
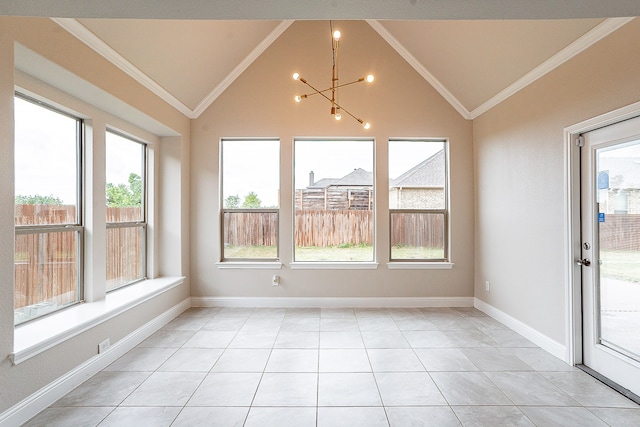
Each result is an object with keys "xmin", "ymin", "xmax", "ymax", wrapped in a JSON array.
[
  {"xmin": 386, "ymin": 262, "xmax": 454, "ymax": 270},
  {"xmin": 11, "ymin": 276, "xmax": 184, "ymax": 365},
  {"xmin": 290, "ymin": 262, "xmax": 379, "ymax": 270},
  {"xmin": 216, "ymin": 262, "xmax": 283, "ymax": 270}
]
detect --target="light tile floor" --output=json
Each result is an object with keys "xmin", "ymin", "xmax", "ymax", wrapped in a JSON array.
[{"xmin": 24, "ymin": 307, "xmax": 640, "ymax": 426}]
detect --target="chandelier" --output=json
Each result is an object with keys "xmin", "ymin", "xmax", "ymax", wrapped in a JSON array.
[{"xmin": 292, "ymin": 21, "xmax": 374, "ymax": 130}]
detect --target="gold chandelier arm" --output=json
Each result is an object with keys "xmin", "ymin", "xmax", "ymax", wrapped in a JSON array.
[
  {"xmin": 297, "ymin": 78, "xmax": 335, "ymax": 104},
  {"xmin": 296, "ymin": 78, "xmax": 369, "ymax": 99}
]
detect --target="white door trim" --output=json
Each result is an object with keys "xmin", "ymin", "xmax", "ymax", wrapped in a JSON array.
[{"xmin": 564, "ymin": 100, "xmax": 640, "ymax": 366}]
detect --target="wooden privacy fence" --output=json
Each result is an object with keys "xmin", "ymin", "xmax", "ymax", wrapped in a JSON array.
[
  {"xmin": 600, "ymin": 214, "xmax": 640, "ymax": 251},
  {"xmin": 390, "ymin": 212, "xmax": 445, "ymax": 248},
  {"xmin": 295, "ymin": 188, "xmax": 373, "ymax": 211},
  {"xmin": 295, "ymin": 210, "xmax": 373, "ymax": 247},
  {"xmin": 224, "ymin": 210, "xmax": 448, "ymax": 248},
  {"xmin": 223, "ymin": 211, "xmax": 278, "ymax": 247},
  {"xmin": 14, "ymin": 204, "xmax": 143, "ymax": 311}
]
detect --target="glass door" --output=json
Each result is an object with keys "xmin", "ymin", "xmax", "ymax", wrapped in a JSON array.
[{"xmin": 581, "ymin": 116, "xmax": 640, "ymax": 397}]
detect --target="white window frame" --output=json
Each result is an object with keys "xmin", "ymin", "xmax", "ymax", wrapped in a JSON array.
[
  {"xmin": 13, "ymin": 93, "xmax": 84, "ymax": 325},
  {"xmin": 219, "ymin": 138, "xmax": 281, "ymax": 264},
  {"xmin": 105, "ymin": 129, "xmax": 148, "ymax": 291},
  {"xmin": 291, "ymin": 137, "xmax": 378, "ymax": 269},
  {"xmin": 387, "ymin": 138, "xmax": 452, "ymax": 268}
]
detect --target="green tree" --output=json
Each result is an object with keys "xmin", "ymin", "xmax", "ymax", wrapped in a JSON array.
[
  {"xmin": 242, "ymin": 192, "xmax": 262, "ymax": 208},
  {"xmin": 15, "ymin": 194, "xmax": 63, "ymax": 205},
  {"xmin": 224, "ymin": 194, "xmax": 240, "ymax": 209},
  {"xmin": 106, "ymin": 173, "xmax": 142, "ymax": 207}
]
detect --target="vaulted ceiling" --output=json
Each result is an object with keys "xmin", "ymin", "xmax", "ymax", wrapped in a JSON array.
[{"xmin": 4, "ymin": 1, "xmax": 639, "ymax": 120}]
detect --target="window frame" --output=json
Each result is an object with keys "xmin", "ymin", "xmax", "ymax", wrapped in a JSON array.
[
  {"xmin": 105, "ymin": 129, "xmax": 148, "ymax": 291},
  {"xmin": 219, "ymin": 138, "xmax": 280, "ymax": 263},
  {"xmin": 13, "ymin": 92, "xmax": 85, "ymax": 325},
  {"xmin": 388, "ymin": 138, "xmax": 450, "ymax": 263},
  {"xmin": 292, "ymin": 137, "xmax": 376, "ymax": 264}
]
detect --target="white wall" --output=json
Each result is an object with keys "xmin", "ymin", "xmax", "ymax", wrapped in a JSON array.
[
  {"xmin": 0, "ymin": 17, "xmax": 191, "ymax": 414},
  {"xmin": 474, "ymin": 18, "xmax": 640, "ymax": 345},
  {"xmin": 190, "ymin": 20, "xmax": 475, "ymax": 301}
]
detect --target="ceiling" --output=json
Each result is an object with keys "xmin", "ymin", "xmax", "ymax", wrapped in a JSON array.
[
  {"xmin": 50, "ymin": 17, "xmax": 634, "ymax": 119},
  {"xmin": 5, "ymin": 0, "xmax": 639, "ymax": 120}
]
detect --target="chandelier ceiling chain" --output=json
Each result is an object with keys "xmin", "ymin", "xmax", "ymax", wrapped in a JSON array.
[{"xmin": 292, "ymin": 21, "xmax": 374, "ymax": 130}]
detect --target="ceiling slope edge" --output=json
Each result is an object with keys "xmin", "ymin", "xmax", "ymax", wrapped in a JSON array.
[
  {"xmin": 51, "ymin": 17, "xmax": 195, "ymax": 118},
  {"xmin": 192, "ymin": 20, "xmax": 294, "ymax": 118},
  {"xmin": 52, "ymin": 18, "xmax": 294, "ymax": 120},
  {"xmin": 469, "ymin": 17, "xmax": 635, "ymax": 119},
  {"xmin": 366, "ymin": 19, "xmax": 472, "ymax": 120}
]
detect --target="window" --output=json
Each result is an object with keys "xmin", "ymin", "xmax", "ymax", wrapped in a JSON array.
[
  {"xmin": 106, "ymin": 130, "xmax": 147, "ymax": 290},
  {"xmin": 221, "ymin": 139, "xmax": 279, "ymax": 260},
  {"xmin": 294, "ymin": 139, "xmax": 374, "ymax": 262},
  {"xmin": 14, "ymin": 94, "xmax": 83, "ymax": 325},
  {"xmin": 389, "ymin": 139, "xmax": 448, "ymax": 261}
]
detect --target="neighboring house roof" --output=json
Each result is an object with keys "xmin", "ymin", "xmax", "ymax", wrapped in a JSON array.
[
  {"xmin": 333, "ymin": 168, "xmax": 373, "ymax": 186},
  {"xmin": 308, "ymin": 168, "xmax": 373, "ymax": 188},
  {"xmin": 309, "ymin": 178, "xmax": 340, "ymax": 188},
  {"xmin": 599, "ymin": 157, "xmax": 640, "ymax": 189},
  {"xmin": 390, "ymin": 149, "xmax": 445, "ymax": 188}
]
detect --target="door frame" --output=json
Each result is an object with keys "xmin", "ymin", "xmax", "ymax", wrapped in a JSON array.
[{"xmin": 564, "ymin": 100, "xmax": 640, "ymax": 366}]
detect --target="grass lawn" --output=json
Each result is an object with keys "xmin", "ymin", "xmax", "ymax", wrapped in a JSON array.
[
  {"xmin": 601, "ymin": 250, "xmax": 640, "ymax": 283},
  {"xmin": 224, "ymin": 245, "xmax": 443, "ymax": 261}
]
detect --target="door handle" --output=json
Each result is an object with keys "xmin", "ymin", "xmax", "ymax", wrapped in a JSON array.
[{"xmin": 576, "ymin": 258, "xmax": 591, "ymax": 266}]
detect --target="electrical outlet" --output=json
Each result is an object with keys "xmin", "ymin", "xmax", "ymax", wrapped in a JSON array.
[
  {"xmin": 485, "ymin": 281, "xmax": 490, "ymax": 292},
  {"xmin": 272, "ymin": 275, "xmax": 280, "ymax": 286},
  {"xmin": 98, "ymin": 338, "xmax": 110, "ymax": 354}
]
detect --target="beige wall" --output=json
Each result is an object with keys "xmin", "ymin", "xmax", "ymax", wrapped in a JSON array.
[
  {"xmin": 190, "ymin": 20, "xmax": 475, "ymax": 299},
  {"xmin": 0, "ymin": 17, "xmax": 190, "ymax": 413},
  {"xmin": 473, "ymin": 18, "xmax": 640, "ymax": 344}
]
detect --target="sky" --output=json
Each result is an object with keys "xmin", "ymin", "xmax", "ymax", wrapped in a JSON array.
[
  {"xmin": 222, "ymin": 139, "xmax": 443, "ymax": 208},
  {"xmin": 15, "ymin": 96, "xmax": 444, "ymax": 209},
  {"xmin": 14, "ymin": 97, "xmax": 78, "ymax": 204},
  {"xmin": 15, "ymin": 98, "xmax": 144, "ymax": 205}
]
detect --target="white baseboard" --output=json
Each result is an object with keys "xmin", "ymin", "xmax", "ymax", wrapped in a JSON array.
[
  {"xmin": 0, "ymin": 298, "xmax": 190, "ymax": 427},
  {"xmin": 474, "ymin": 297, "xmax": 566, "ymax": 361},
  {"xmin": 191, "ymin": 296, "xmax": 474, "ymax": 308}
]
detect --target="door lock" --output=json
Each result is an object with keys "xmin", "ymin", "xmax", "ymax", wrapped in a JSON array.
[{"xmin": 576, "ymin": 258, "xmax": 591, "ymax": 266}]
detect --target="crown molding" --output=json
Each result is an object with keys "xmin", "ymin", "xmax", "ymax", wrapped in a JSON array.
[
  {"xmin": 469, "ymin": 17, "xmax": 635, "ymax": 118},
  {"xmin": 367, "ymin": 18, "xmax": 633, "ymax": 121},
  {"xmin": 366, "ymin": 19, "xmax": 473, "ymax": 120},
  {"xmin": 192, "ymin": 20, "xmax": 294, "ymax": 118},
  {"xmin": 51, "ymin": 17, "xmax": 195, "ymax": 118},
  {"xmin": 52, "ymin": 17, "xmax": 635, "ymax": 123}
]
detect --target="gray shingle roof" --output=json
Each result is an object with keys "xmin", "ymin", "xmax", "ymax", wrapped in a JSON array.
[
  {"xmin": 390, "ymin": 149, "xmax": 445, "ymax": 188},
  {"xmin": 309, "ymin": 168, "xmax": 373, "ymax": 188}
]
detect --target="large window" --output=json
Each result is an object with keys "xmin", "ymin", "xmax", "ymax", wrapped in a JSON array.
[
  {"xmin": 389, "ymin": 139, "xmax": 449, "ymax": 261},
  {"xmin": 294, "ymin": 139, "xmax": 374, "ymax": 262},
  {"xmin": 221, "ymin": 139, "xmax": 279, "ymax": 260},
  {"xmin": 106, "ymin": 130, "xmax": 147, "ymax": 290},
  {"xmin": 14, "ymin": 94, "xmax": 83, "ymax": 325}
]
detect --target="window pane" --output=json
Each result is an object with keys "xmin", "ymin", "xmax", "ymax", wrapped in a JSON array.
[
  {"xmin": 389, "ymin": 140, "xmax": 448, "ymax": 261},
  {"xmin": 223, "ymin": 211, "xmax": 278, "ymax": 259},
  {"xmin": 294, "ymin": 139, "xmax": 374, "ymax": 262},
  {"xmin": 106, "ymin": 132, "xmax": 144, "ymax": 222},
  {"xmin": 222, "ymin": 140, "xmax": 279, "ymax": 209},
  {"xmin": 390, "ymin": 212, "xmax": 445, "ymax": 260},
  {"xmin": 14, "ymin": 230, "xmax": 80, "ymax": 325},
  {"xmin": 106, "ymin": 131, "xmax": 146, "ymax": 291},
  {"xmin": 14, "ymin": 96, "xmax": 79, "ymax": 225},
  {"xmin": 106, "ymin": 226, "xmax": 145, "ymax": 291},
  {"xmin": 389, "ymin": 140, "xmax": 446, "ymax": 209},
  {"xmin": 221, "ymin": 139, "xmax": 279, "ymax": 260}
]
